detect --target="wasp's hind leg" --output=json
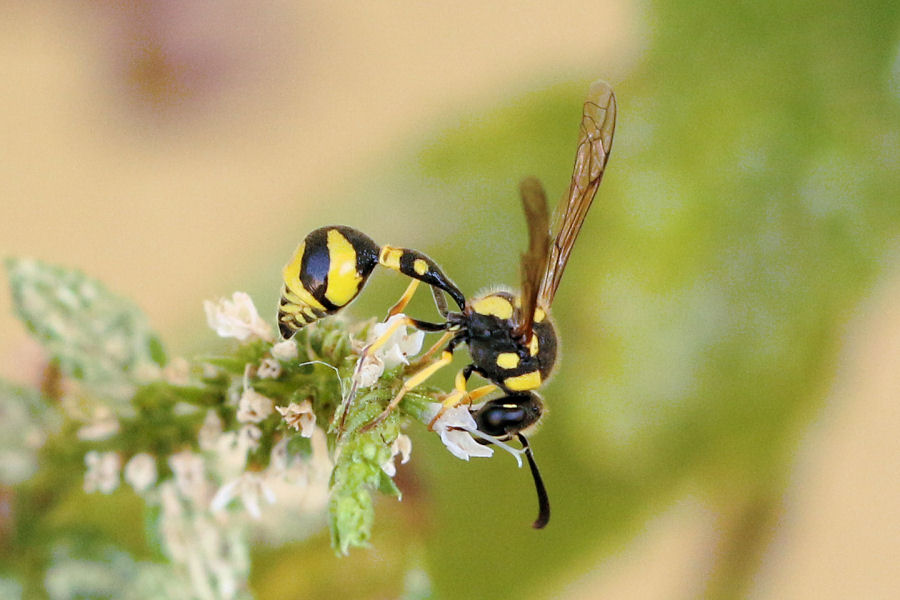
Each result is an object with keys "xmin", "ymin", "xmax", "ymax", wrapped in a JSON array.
[
  {"xmin": 337, "ymin": 315, "xmax": 448, "ymax": 436},
  {"xmin": 357, "ymin": 333, "xmax": 470, "ymax": 433}
]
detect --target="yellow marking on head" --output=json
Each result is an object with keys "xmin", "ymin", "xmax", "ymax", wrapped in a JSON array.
[
  {"xmin": 379, "ymin": 246, "xmax": 403, "ymax": 271},
  {"xmin": 504, "ymin": 370, "xmax": 542, "ymax": 391},
  {"xmin": 529, "ymin": 335, "xmax": 539, "ymax": 356},
  {"xmin": 325, "ymin": 229, "xmax": 363, "ymax": 306},
  {"xmin": 471, "ymin": 295, "xmax": 514, "ymax": 320},
  {"xmin": 282, "ymin": 244, "xmax": 327, "ymax": 311},
  {"xmin": 534, "ymin": 307, "xmax": 546, "ymax": 323},
  {"xmin": 413, "ymin": 258, "xmax": 428, "ymax": 276},
  {"xmin": 497, "ymin": 352, "xmax": 520, "ymax": 369}
]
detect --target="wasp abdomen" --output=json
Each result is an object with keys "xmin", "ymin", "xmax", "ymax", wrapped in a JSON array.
[{"xmin": 278, "ymin": 226, "xmax": 380, "ymax": 338}]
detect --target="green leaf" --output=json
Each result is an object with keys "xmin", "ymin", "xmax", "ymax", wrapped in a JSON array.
[
  {"xmin": 6, "ymin": 258, "xmax": 165, "ymax": 401},
  {"xmin": 0, "ymin": 378, "xmax": 59, "ymax": 485},
  {"xmin": 328, "ymin": 390, "xmax": 403, "ymax": 554}
]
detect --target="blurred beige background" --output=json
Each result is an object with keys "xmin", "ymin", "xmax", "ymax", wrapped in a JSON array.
[{"xmin": 2, "ymin": 2, "xmax": 898, "ymax": 598}]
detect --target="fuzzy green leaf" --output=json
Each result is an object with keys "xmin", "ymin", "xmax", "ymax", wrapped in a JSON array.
[
  {"xmin": 0, "ymin": 379, "xmax": 59, "ymax": 485},
  {"xmin": 6, "ymin": 258, "xmax": 165, "ymax": 400}
]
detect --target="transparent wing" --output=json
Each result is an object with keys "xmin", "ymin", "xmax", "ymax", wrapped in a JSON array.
[
  {"xmin": 538, "ymin": 79, "xmax": 616, "ymax": 306},
  {"xmin": 514, "ymin": 177, "xmax": 551, "ymax": 342}
]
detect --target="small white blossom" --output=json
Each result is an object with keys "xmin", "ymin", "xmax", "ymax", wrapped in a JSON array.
[
  {"xmin": 427, "ymin": 405, "xmax": 494, "ymax": 461},
  {"xmin": 236, "ymin": 388, "xmax": 274, "ymax": 424},
  {"xmin": 83, "ymin": 450, "xmax": 121, "ymax": 494},
  {"xmin": 76, "ymin": 408, "xmax": 120, "ymax": 442},
  {"xmin": 210, "ymin": 472, "xmax": 277, "ymax": 520},
  {"xmin": 381, "ymin": 433, "xmax": 412, "ymax": 477},
  {"xmin": 124, "ymin": 453, "xmax": 158, "ymax": 493},
  {"xmin": 271, "ymin": 340, "xmax": 298, "ymax": 361},
  {"xmin": 238, "ymin": 424, "xmax": 263, "ymax": 449},
  {"xmin": 354, "ymin": 354, "xmax": 385, "ymax": 388},
  {"xmin": 257, "ymin": 357, "xmax": 282, "ymax": 379},
  {"xmin": 275, "ymin": 400, "xmax": 316, "ymax": 438},
  {"xmin": 203, "ymin": 292, "xmax": 273, "ymax": 342},
  {"xmin": 369, "ymin": 314, "xmax": 426, "ymax": 369},
  {"xmin": 163, "ymin": 357, "xmax": 192, "ymax": 385},
  {"xmin": 198, "ymin": 410, "xmax": 224, "ymax": 452},
  {"xmin": 169, "ymin": 450, "xmax": 208, "ymax": 504},
  {"xmin": 353, "ymin": 314, "xmax": 426, "ymax": 388}
]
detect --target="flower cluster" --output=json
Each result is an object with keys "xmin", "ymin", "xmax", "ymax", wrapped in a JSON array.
[{"xmin": 2, "ymin": 258, "xmax": 519, "ymax": 598}]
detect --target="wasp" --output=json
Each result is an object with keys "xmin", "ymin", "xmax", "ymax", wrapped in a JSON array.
[{"xmin": 278, "ymin": 80, "xmax": 616, "ymax": 529}]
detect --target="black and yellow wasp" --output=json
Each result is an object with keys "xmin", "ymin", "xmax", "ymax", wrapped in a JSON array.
[{"xmin": 278, "ymin": 80, "xmax": 616, "ymax": 529}]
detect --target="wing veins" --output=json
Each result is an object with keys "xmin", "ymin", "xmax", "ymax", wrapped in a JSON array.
[{"xmin": 538, "ymin": 80, "xmax": 617, "ymax": 307}]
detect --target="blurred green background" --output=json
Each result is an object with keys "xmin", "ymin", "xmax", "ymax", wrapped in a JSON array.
[{"xmin": 2, "ymin": 0, "xmax": 899, "ymax": 598}]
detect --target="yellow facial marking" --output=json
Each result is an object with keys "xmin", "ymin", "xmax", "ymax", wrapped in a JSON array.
[
  {"xmin": 496, "ymin": 352, "xmax": 520, "ymax": 369},
  {"xmin": 534, "ymin": 307, "xmax": 546, "ymax": 323},
  {"xmin": 325, "ymin": 229, "xmax": 363, "ymax": 306},
  {"xmin": 529, "ymin": 335, "xmax": 539, "ymax": 356},
  {"xmin": 413, "ymin": 258, "xmax": 429, "ymax": 276},
  {"xmin": 282, "ymin": 247, "xmax": 327, "ymax": 311},
  {"xmin": 472, "ymin": 295, "xmax": 514, "ymax": 320},
  {"xmin": 379, "ymin": 246, "xmax": 403, "ymax": 270},
  {"xmin": 504, "ymin": 370, "xmax": 542, "ymax": 391}
]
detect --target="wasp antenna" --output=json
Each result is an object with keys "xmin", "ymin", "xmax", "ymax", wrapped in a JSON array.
[{"xmin": 517, "ymin": 433, "xmax": 550, "ymax": 529}]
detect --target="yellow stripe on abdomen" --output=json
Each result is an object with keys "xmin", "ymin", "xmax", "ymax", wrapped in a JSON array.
[{"xmin": 324, "ymin": 229, "xmax": 364, "ymax": 306}]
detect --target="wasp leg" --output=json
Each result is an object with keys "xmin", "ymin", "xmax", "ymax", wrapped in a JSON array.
[
  {"xmin": 337, "ymin": 315, "xmax": 446, "ymax": 436},
  {"xmin": 386, "ymin": 279, "xmax": 420, "ymax": 319},
  {"xmin": 408, "ymin": 331, "xmax": 453, "ymax": 370},
  {"xmin": 358, "ymin": 333, "xmax": 464, "ymax": 432},
  {"xmin": 426, "ymin": 366, "xmax": 496, "ymax": 430},
  {"xmin": 358, "ymin": 348, "xmax": 455, "ymax": 433}
]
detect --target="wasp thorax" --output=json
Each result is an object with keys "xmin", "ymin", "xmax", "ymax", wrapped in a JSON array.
[{"xmin": 461, "ymin": 291, "xmax": 557, "ymax": 393}]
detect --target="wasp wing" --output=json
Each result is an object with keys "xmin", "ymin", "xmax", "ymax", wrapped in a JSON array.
[
  {"xmin": 514, "ymin": 177, "xmax": 551, "ymax": 342},
  {"xmin": 538, "ymin": 79, "xmax": 616, "ymax": 307}
]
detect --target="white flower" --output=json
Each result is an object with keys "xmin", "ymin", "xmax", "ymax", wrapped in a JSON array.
[
  {"xmin": 426, "ymin": 405, "xmax": 494, "ymax": 461},
  {"xmin": 210, "ymin": 472, "xmax": 277, "ymax": 520},
  {"xmin": 198, "ymin": 410, "xmax": 224, "ymax": 452},
  {"xmin": 369, "ymin": 314, "xmax": 426, "ymax": 369},
  {"xmin": 353, "ymin": 314, "xmax": 426, "ymax": 388},
  {"xmin": 83, "ymin": 450, "xmax": 121, "ymax": 494},
  {"xmin": 271, "ymin": 340, "xmax": 298, "ymax": 361},
  {"xmin": 426, "ymin": 402, "xmax": 527, "ymax": 466},
  {"xmin": 257, "ymin": 357, "xmax": 282, "ymax": 379},
  {"xmin": 381, "ymin": 433, "xmax": 412, "ymax": 477},
  {"xmin": 124, "ymin": 453, "xmax": 158, "ymax": 493},
  {"xmin": 354, "ymin": 354, "xmax": 385, "ymax": 388},
  {"xmin": 275, "ymin": 400, "xmax": 316, "ymax": 438},
  {"xmin": 76, "ymin": 407, "xmax": 120, "ymax": 442},
  {"xmin": 236, "ymin": 388, "xmax": 274, "ymax": 424},
  {"xmin": 163, "ymin": 357, "xmax": 191, "ymax": 385},
  {"xmin": 203, "ymin": 292, "xmax": 273, "ymax": 342},
  {"xmin": 169, "ymin": 450, "xmax": 208, "ymax": 504}
]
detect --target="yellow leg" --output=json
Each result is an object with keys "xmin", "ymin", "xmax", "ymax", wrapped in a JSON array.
[
  {"xmin": 426, "ymin": 378, "xmax": 497, "ymax": 430},
  {"xmin": 386, "ymin": 279, "xmax": 420, "ymax": 318},
  {"xmin": 408, "ymin": 331, "xmax": 453, "ymax": 369},
  {"xmin": 359, "ymin": 349, "xmax": 455, "ymax": 432},
  {"xmin": 337, "ymin": 315, "xmax": 420, "ymax": 436}
]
